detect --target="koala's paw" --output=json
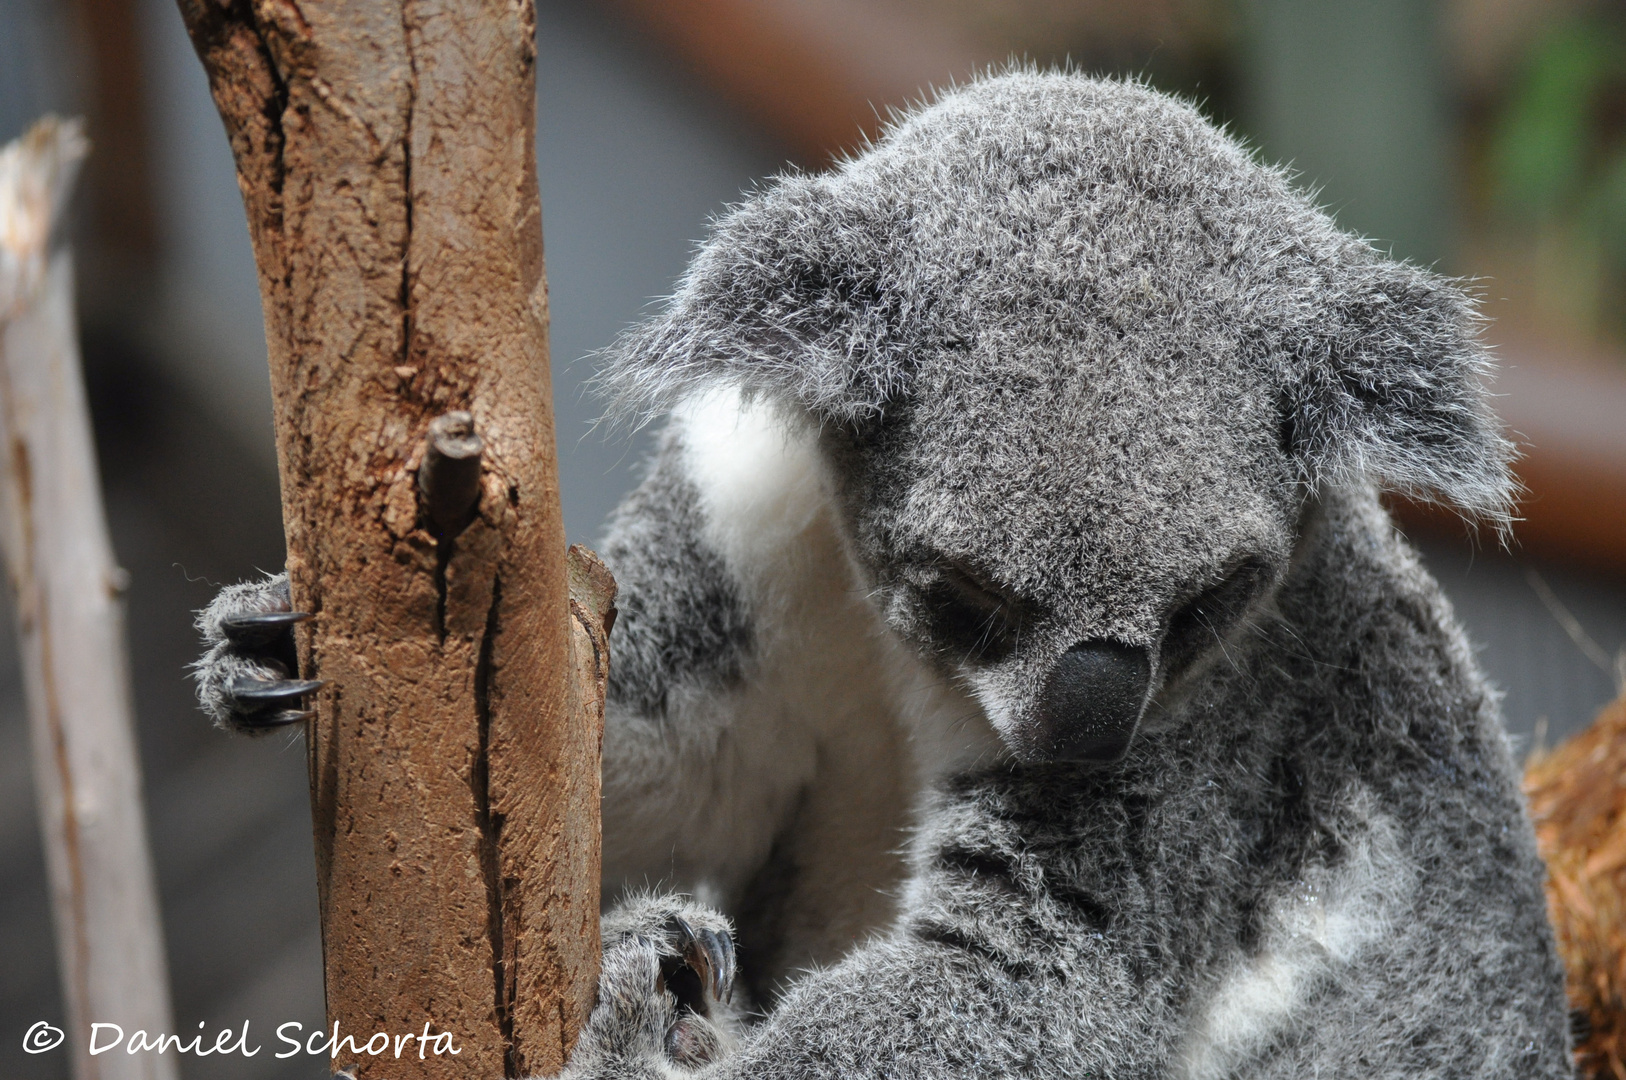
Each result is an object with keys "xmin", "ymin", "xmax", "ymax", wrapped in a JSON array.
[
  {"xmin": 191, "ymin": 573, "xmax": 322, "ymax": 734},
  {"xmin": 567, "ymin": 895, "xmax": 738, "ymax": 1076}
]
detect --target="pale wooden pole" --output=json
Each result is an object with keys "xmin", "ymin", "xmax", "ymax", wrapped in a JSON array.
[
  {"xmin": 0, "ymin": 117, "xmax": 179, "ymax": 1080},
  {"xmin": 173, "ymin": 1, "xmax": 606, "ymax": 1077}
]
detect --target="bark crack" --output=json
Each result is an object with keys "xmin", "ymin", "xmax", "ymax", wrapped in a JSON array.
[
  {"xmin": 472, "ymin": 577, "xmax": 516, "ymax": 1076},
  {"xmin": 432, "ymin": 542, "xmax": 450, "ymax": 643},
  {"xmin": 399, "ymin": 0, "xmax": 416, "ymax": 373}
]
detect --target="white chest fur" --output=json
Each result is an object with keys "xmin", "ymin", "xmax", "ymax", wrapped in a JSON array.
[
  {"xmin": 659, "ymin": 389, "xmax": 996, "ymax": 970},
  {"xmin": 1174, "ymin": 796, "xmax": 1414, "ymax": 1080}
]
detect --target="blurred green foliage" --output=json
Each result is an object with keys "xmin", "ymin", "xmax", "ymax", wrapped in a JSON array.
[
  {"xmin": 1489, "ymin": 12, "xmax": 1626, "ymax": 339},
  {"xmin": 1495, "ymin": 21, "xmax": 1626, "ymax": 221}
]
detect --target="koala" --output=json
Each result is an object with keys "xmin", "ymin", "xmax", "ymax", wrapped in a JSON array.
[{"xmin": 198, "ymin": 71, "xmax": 1571, "ymax": 1077}]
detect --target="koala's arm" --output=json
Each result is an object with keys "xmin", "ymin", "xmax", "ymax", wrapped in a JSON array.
[
  {"xmin": 563, "ymin": 864, "xmax": 1164, "ymax": 1080},
  {"xmin": 191, "ymin": 424, "xmax": 810, "ymax": 907},
  {"xmin": 567, "ymin": 780, "xmax": 1568, "ymax": 1080},
  {"xmin": 593, "ymin": 427, "xmax": 816, "ymax": 905}
]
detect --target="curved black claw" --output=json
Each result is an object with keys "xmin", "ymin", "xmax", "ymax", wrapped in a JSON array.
[
  {"xmin": 699, "ymin": 928, "xmax": 734, "ymax": 1004},
  {"xmin": 228, "ymin": 674, "xmax": 321, "ymax": 731},
  {"xmin": 225, "ymin": 677, "xmax": 324, "ymax": 730},
  {"xmin": 661, "ymin": 916, "xmax": 735, "ymax": 1012},
  {"xmin": 227, "ymin": 675, "xmax": 325, "ymax": 705},
  {"xmin": 219, "ymin": 610, "xmax": 312, "ymax": 649}
]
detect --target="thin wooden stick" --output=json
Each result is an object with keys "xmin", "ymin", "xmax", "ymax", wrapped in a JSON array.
[{"xmin": 0, "ymin": 117, "xmax": 178, "ymax": 1080}]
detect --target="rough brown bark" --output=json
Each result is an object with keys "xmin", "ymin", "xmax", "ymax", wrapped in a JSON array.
[
  {"xmin": 0, "ymin": 118, "xmax": 178, "ymax": 1080},
  {"xmin": 173, "ymin": 2, "xmax": 604, "ymax": 1077},
  {"xmin": 1525, "ymin": 692, "xmax": 1626, "ymax": 1080}
]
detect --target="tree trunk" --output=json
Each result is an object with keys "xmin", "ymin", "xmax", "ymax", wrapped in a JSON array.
[
  {"xmin": 0, "ymin": 118, "xmax": 178, "ymax": 1080},
  {"xmin": 173, "ymin": 3, "xmax": 606, "ymax": 1077}
]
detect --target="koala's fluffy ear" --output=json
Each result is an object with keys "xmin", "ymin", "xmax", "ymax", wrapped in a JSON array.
[
  {"xmin": 596, "ymin": 175, "xmax": 911, "ymax": 428},
  {"xmin": 1283, "ymin": 255, "xmax": 1517, "ymax": 528}
]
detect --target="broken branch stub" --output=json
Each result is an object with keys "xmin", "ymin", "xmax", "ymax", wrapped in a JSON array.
[
  {"xmin": 174, "ymin": 1, "xmax": 606, "ymax": 1077},
  {"xmin": 419, "ymin": 410, "xmax": 484, "ymax": 537}
]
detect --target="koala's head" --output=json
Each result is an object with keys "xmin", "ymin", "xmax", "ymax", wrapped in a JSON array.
[{"xmin": 605, "ymin": 72, "xmax": 1514, "ymax": 766}]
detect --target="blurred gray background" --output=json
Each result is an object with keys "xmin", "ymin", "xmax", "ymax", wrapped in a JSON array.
[{"xmin": 2, "ymin": 1, "xmax": 1624, "ymax": 1078}]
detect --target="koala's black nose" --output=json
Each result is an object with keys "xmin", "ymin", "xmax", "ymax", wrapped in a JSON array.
[{"xmin": 1025, "ymin": 640, "xmax": 1152, "ymax": 764}]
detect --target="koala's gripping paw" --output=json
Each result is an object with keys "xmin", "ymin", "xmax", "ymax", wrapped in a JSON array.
[
  {"xmin": 191, "ymin": 573, "xmax": 322, "ymax": 733},
  {"xmin": 568, "ymin": 895, "xmax": 739, "ymax": 1076}
]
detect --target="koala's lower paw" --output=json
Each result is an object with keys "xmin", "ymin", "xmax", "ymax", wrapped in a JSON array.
[
  {"xmin": 191, "ymin": 573, "xmax": 322, "ymax": 733},
  {"xmin": 568, "ymin": 895, "xmax": 739, "ymax": 1076}
]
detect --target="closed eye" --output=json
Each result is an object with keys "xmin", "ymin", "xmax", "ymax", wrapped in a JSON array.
[
  {"xmin": 920, "ymin": 563, "xmax": 1024, "ymax": 664},
  {"xmin": 1160, "ymin": 558, "xmax": 1271, "ymax": 678}
]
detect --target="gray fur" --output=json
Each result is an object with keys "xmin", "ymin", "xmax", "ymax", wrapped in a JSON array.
[
  {"xmin": 597, "ymin": 426, "xmax": 755, "ymax": 718},
  {"xmin": 560, "ymin": 71, "xmax": 1566, "ymax": 1078},
  {"xmin": 599, "ymin": 73, "xmax": 1514, "ymax": 526},
  {"xmin": 187, "ymin": 68, "xmax": 1564, "ymax": 1077}
]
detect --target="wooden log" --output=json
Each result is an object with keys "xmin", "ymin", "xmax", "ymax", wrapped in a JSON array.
[
  {"xmin": 172, "ymin": 1, "xmax": 605, "ymax": 1076},
  {"xmin": 0, "ymin": 117, "xmax": 179, "ymax": 1080}
]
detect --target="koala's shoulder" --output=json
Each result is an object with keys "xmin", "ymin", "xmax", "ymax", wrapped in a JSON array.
[{"xmin": 598, "ymin": 425, "xmax": 755, "ymax": 717}]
